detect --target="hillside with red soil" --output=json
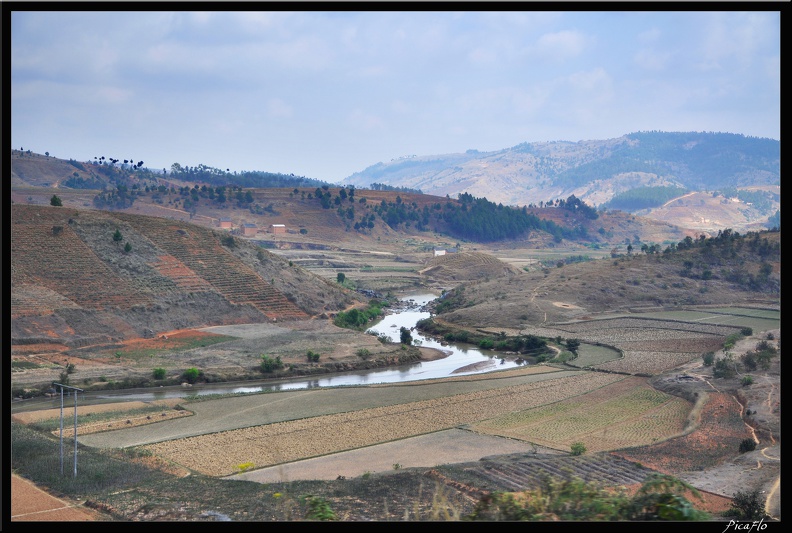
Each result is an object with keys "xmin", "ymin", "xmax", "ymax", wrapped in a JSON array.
[{"xmin": 10, "ymin": 204, "xmax": 359, "ymax": 348}]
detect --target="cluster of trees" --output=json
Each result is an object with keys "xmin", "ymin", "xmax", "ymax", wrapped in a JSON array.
[
  {"xmin": 333, "ymin": 300, "xmax": 386, "ymax": 330},
  {"xmin": 368, "ymin": 182, "xmax": 423, "ymax": 193},
  {"xmin": 716, "ymin": 187, "xmax": 778, "ymax": 213},
  {"xmin": 666, "ymin": 229, "xmax": 779, "ymax": 292},
  {"xmin": 62, "ymin": 174, "xmax": 106, "ymax": 189},
  {"xmin": 706, "ymin": 336, "xmax": 778, "ymax": 379},
  {"xmin": 416, "ymin": 317, "xmax": 552, "ymax": 358},
  {"xmin": 93, "ymin": 185, "xmax": 137, "ymax": 210},
  {"xmin": 439, "ymin": 193, "xmax": 592, "ymax": 243},
  {"xmin": 260, "ymin": 355, "xmax": 284, "ymax": 373},
  {"xmin": 169, "ymin": 162, "xmax": 328, "ymax": 190}
]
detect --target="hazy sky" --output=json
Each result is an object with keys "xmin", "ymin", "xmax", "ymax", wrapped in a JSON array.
[{"xmin": 10, "ymin": 9, "xmax": 780, "ymax": 184}]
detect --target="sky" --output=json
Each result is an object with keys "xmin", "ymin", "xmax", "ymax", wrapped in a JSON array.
[{"xmin": 10, "ymin": 9, "xmax": 781, "ymax": 184}]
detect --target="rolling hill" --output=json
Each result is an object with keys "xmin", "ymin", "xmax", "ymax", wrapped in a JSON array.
[
  {"xmin": 11, "ymin": 149, "xmax": 697, "ymax": 251},
  {"xmin": 342, "ymin": 131, "xmax": 780, "ymax": 233},
  {"xmin": 10, "ymin": 204, "xmax": 359, "ymax": 347},
  {"xmin": 428, "ymin": 229, "xmax": 781, "ymax": 329}
]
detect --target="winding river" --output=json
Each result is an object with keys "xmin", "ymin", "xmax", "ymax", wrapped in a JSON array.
[{"xmin": 74, "ymin": 293, "xmax": 529, "ymax": 403}]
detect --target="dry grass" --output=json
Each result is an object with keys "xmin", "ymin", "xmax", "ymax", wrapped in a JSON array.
[
  {"xmin": 143, "ymin": 372, "xmax": 623, "ymax": 476},
  {"xmin": 471, "ymin": 377, "xmax": 692, "ymax": 452}
]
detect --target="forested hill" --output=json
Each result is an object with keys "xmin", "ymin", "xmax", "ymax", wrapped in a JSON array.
[{"xmin": 341, "ymin": 131, "xmax": 780, "ymax": 210}]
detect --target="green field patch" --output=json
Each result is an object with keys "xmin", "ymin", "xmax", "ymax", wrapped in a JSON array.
[
  {"xmin": 569, "ymin": 343, "xmax": 621, "ymax": 367},
  {"xmin": 704, "ymin": 307, "xmax": 780, "ymax": 319},
  {"xmin": 359, "ymin": 266, "xmax": 417, "ymax": 272},
  {"xmin": 629, "ymin": 310, "xmax": 779, "ymax": 332},
  {"xmin": 112, "ymin": 334, "xmax": 237, "ymax": 361},
  {"xmin": 634, "ymin": 310, "xmax": 726, "ymax": 321},
  {"xmin": 11, "ymin": 360, "xmax": 43, "ymax": 370}
]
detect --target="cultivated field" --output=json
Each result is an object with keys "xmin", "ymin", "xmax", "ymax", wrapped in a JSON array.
[
  {"xmin": 471, "ymin": 376, "xmax": 692, "ymax": 452},
  {"xmin": 9, "ymin": 204, "xmax": 781, "ymax": 520}
]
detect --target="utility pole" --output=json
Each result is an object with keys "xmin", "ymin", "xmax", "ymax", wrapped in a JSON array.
[{"xmin": 52, "ymin": 383, "xmax": 84, "ymax": 478}]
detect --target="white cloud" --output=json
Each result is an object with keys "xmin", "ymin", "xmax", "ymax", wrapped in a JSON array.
[
  {"xmin": 390, "ymin": 100, "xmax": 412, "ymax": 114},
  {"xmin": 93, "ymin": 85, "xmax": 134, "ymax": 105},
  {"xmin": 467, "ymin": 47, "xmax": 497, "ymax": 66},
  {"xmin": 267, "ymin": 98, "xmax": 293, "ymax": 119},
  {"xmin": 633, "ymin": 48, "xmax": 671, "ymax": 71},
  {"xmin": 699, "ymin": 12, "xmax": 778, "ymax": 71},
  {"xmin": 637, "ymin": 27, "xmax": 662, "ymax": 43},
  {"xmin": 10, "ymin": 11, "xmax": 780, "ymax": 181},
  {"xmin": 565, "ymin": 68, "xmax": 613, "ymax": 96},
  {"xmin": 347, "ymin": 109, "xmax": 384, "ymax": 132},
  {"xmin": 530, "ymin": 30, "xmax": 587, "ymax": 61}
]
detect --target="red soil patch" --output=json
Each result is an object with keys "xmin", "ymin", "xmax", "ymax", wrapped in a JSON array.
[
  {"xmin": 611, "ymin": 392, "xmax": 752, "ymax": 473},
  {"xmin": 115, "ymin": 328, "xmax": 226, "ymax": 352},
  {"xmin": 11, "ymin": 343, "xmax": 70, "ymax": 355}
]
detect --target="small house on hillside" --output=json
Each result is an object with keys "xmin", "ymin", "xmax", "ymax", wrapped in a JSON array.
[
  {"xmin": 219, "ymin": 217, "xmax": 233, "ymax": 229},
  {"xmin": 242, "ymin": 223, "xmax": 258, "ymax": 236},
  {"xmin": 269, "ymin": 224, "xmax": 286, "ymax": 234},
  {"xmin": 434, "ymin": 249, "xmax": 446, "ymax": 257}
]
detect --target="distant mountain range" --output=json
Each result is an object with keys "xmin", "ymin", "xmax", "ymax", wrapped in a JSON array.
[
  {"xmin": 342, "ymin": 131, "xmax": 780, "ymax": 214},
  {"xmin": 10, "ymin": 130, "xmax": 780, "ymax": 236}
]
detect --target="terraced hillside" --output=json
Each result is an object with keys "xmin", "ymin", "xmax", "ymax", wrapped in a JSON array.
[
  {"xmin": 10, "ymin": 204, "xmax": 359, "ymax": 346},
  {"xmin": 111, "ymin": 212, "xmax": 307, "ymax": 321},
  {"xmin": 419, "ymin": 251, "xmax": 523, "ymax": 284}
]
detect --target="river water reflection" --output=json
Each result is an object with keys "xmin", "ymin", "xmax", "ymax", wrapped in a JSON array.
[{"xmin": 94, "ymin": 293, "xmax": 527, "ymax": 402}]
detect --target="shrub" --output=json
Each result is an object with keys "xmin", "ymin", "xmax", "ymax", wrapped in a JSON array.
[
  {"xmin": 740, "ymin": 352, "xmax": 758, "ymax": 371},
  {"xmin": 152, "ymin": 368, "xmax": 166, "ymax": 379},
  {"xmin": 236, "ymin": 462, "xmax": 255, "ymax": 472},
  {"xmin": 728, "ymin": 489, "xmax": 766, "ymax": 520},
  {"xmin": 369, "ymin": 331, "xmax": 392, "ymax": 344},
  {"xmin": 741, "ymin": 375, "xmax": 754, "ymax": 387},
  {"xmin": 400, "ymin": 326, "xmax": 413, "ymax": 346},
  {"xmin": 478, "ymin": 338, "xmax": 494, "ymax": 349},
  {"xmin": 738, "ymin": 438, "xmax": 756, "ymax": 453},
  {"xmin": 356, "ymin": 348, "xmax": 370, "ymax": 358},
  {"xmin": 182, "ymin": 367, "xmax": 201, "ymax": 384},
  {"xmin": 306, "ymin": 350, "xmax": 320, "ymax": 363},
  {"xmin": 334, "ymin": 303, "xmax": 383, "ymax": 329},
  {"xmin": 303, "ymin": 495, "xmax": 337, "ymax": 521},
  {"xmin": 702, "ymin": 352, "xmax": 715, "ymax": 366},
  {"xmin": 713, "ymin": 355, "xmax": 737, "ymax": 379},
  {"xmin": 260, "ymin": 355, "xmax": 283, "ymax": 373},
  {"xmin": 465, "ymin": 473, "xmax": 709, "ymax": 521},
  {"xmin": 570, "ymin": 442, "xmax": 586, "ymax": 456}
]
